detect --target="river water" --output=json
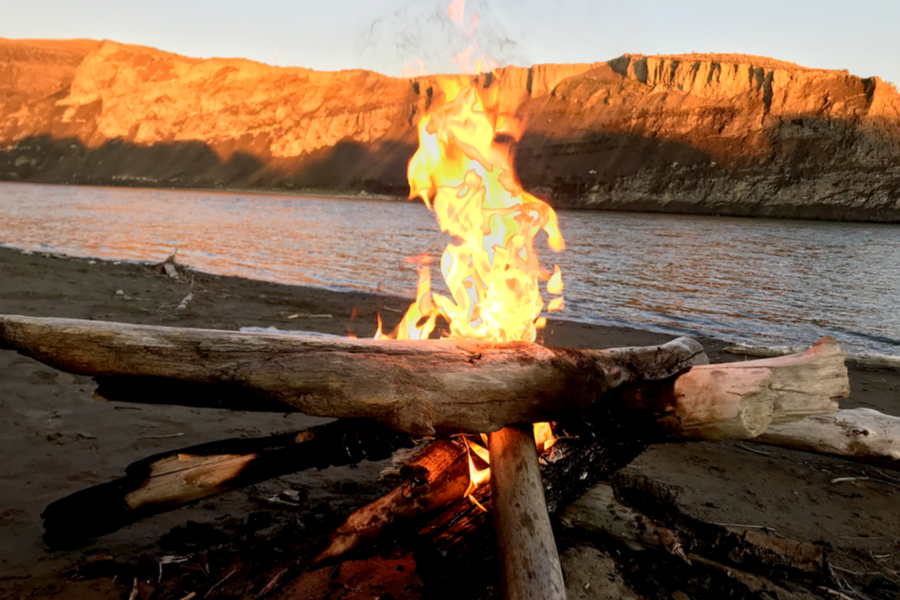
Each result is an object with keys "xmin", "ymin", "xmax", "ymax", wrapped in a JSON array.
[{"xmin": 0, "ymin": 182, "xmax": 897, "ymax": 356}]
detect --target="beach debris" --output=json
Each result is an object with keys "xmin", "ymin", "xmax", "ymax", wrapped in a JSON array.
[
  {"xmin": 137, "ymin": 432, "xmax": 185, "ymax": 440},
  {"xmin": 176, "ymin": 293, "xmax": 193, "ymax": 310},
  {"xmin": 204, "ymin": 568, "xmax": 236, "ymax": 598},
  {"xmin": 158, "ymin": 555, "xmax": 188, "ymax": 583},
  {"xmin": 285, "ymin": 313, "xmax": 332, "ymax": 320},
  {"xmin": 831, "ymin": 476, "xmax": 869, "ymax": 484},
  {"xmin": 255, "ymin": 568, "xmax": 287, "ymax": 598},
  {"xmin": 152, "ymin": 249, "xmax": 192, "ymax": 283}
]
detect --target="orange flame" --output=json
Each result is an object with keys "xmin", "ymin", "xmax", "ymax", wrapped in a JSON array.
[
  {"xmin": 383, "ymin": 84, "xmax": 564, "ymax": 343},
  {"xmin": 379, "ymin": 18, "xmax": 565, "ymax": 500}
]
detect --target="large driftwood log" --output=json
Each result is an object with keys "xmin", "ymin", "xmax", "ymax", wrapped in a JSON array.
[
  {"xmin": 489, "ymin": 426, "xmax": 566, "ymax": 600},
  {"xmin": 756, "ymin": 408, "xmax": 900, "ymax": 469},
  {"xmin": 42, "ymin": 419, "xmax": 413, "ymax": 547},
  {"xmin": 0, "ymin": 316, "xmax": 847, "ymax": 438}
]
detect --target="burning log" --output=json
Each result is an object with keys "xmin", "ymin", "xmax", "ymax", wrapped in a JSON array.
[
  {"xmin": 314, "ymin": 439, "xmax": 469, "ymax": 564},
  {"xmin": 755, "ymin": 408, "xmax": 900, "ymax": 470},
  {"xmin": 42, "ymin": 419, "xmax": 413, "ymax": 547},
  {"xmin": 0, "ymin": 316, "xmax": 846, "ymax": 439}
]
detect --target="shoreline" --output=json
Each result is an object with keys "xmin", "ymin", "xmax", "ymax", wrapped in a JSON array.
[
  {"xmin": 2, "ymin": 233, "xmax": 898, "ymax": 362},
  {"xmin": 5, "ymin": 178, "xmax": 900, "ymax": 225},
  {"xmin": 2, "ymin": 245, "xmax": 900, "ymax": 598}
]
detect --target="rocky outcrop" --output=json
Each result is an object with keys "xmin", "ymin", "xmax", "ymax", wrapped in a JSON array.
[{"xmin": 2, "ymin": 38, "xmax": 900, "ymax": 221}]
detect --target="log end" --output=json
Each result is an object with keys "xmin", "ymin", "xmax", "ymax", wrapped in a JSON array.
[{"xmin": 670, "ymin": 337, "xmax": 848, "ymax": 441}]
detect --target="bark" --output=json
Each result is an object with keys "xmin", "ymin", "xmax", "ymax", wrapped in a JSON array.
[
  {"xmin": 313, "ymin": 439, "xmax": 469, "ymax": 564},
  {"xmin": 489, "ymin": 426, "xmax": 566, "ymax": 600},
  {"xmin": 0, "ymin": 316, "xmax": 847, "ymax": 439},
  {"xmin": 755, "ymin": 408, "xmax": 900, "ymax": 470},
  {"xmin": 41, "ymin": 419, "xmax": 413, "ymax": 547}
]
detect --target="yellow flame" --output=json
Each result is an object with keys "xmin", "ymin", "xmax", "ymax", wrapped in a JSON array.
[{"xmin": 380, "ymin": 58, "xmax": 565, "ymax": 501}]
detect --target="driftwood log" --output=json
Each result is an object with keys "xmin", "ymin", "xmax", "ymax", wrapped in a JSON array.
[
  {"xmin": 0, "ymin": 316, "xmax": 847, "ymax": 439},
  {"xmin": 756, "ymin": 408, "xmax": 900, "ymax": 470}
]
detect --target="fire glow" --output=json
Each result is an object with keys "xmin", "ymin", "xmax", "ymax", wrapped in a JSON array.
[{"xmin": 375, "ymin": 77, "xmax": 565, "ymax": 504}]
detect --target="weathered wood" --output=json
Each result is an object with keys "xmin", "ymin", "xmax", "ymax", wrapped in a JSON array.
[
  {"xmin": 41, "ymin": 419, "xmax": 413, "ymax": 547},
  {"xmin": 561, "ymin": 476, "xmax": 828, "ymax": 580},
  {"xmin": 755, "ymin": 408, "xmax": 900, "ymax": 469},
  {"xmin": 592, "ymin": 336, "xmax": 849, "ymax": 441},
  {"xmin": 725, "ymin": 342, "xmax": 900, "ymax": 369},
  {"xmin": 0, "ymin": 316, "xmax": 848, "ymax": 440},
  {"xmin": 0, "ymin": 314, "xmax": 707, "ymax": 435},
  {"xmin": 489, "ymin": 426, "xmax": 566, "ymax": 600}
]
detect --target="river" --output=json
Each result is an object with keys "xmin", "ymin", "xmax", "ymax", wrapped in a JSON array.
[{"xmin": 0, "ymin": 182, "xmax": 897, "ymax": 356}]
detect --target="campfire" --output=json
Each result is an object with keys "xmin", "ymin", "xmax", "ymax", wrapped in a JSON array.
[{"xmin": 1, "ymin": 69, "xmax": 887, "ymax": 600}]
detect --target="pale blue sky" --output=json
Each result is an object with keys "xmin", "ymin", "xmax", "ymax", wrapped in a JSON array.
[{"xmin": 2, "ymin": 0, "xmax": 898, "ymax": 84}]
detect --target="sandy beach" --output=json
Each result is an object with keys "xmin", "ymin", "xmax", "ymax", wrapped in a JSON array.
[{"xmin": 1, "ymin": 246, "xmax": 899, "ymax": 599}]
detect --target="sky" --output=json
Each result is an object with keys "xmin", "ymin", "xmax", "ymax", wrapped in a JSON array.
[{"xmin": 2, "ymin": 0, "xmax": 898, "ymax": 85}]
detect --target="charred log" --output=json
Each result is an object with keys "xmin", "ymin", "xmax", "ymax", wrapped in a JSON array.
[{"xmin": 42, "ymin": 419, "xmax": 414, "ymax": 547}]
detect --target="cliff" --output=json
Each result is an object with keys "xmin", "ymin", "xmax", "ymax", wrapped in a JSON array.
[{"xmin": 3, "ymin": 38, "xmax": 900, "ymax": 221}]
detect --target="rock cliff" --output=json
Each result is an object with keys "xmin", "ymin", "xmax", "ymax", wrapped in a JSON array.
[{"xmin": 3, "ymin": 38, "xmax": 900, "ymax": 221}]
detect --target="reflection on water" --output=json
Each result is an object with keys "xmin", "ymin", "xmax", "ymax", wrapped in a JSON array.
[{"xmin": 0, "ymin": 182, "xmax": 898, "ymax": 356}]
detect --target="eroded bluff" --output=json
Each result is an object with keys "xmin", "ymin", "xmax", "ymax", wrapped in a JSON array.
[{"xmin": 2, "ymin": 39, "xmax": 900, "ymax": 221}]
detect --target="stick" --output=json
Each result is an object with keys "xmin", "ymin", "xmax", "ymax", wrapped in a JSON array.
[
  {"xmin": 41, "ymin": 419, "xmax": 414, "ymax": 547},
  {"xmin": 755, "ymin": 408, "xmax": 900, "ymax": 470},
  {"xmin": 0, "ymin": 316, "xmax": 846, "ymax": 438},
  {"xmin": 489, "ymin": 425, "xmax": 566, "ymax": 600}
]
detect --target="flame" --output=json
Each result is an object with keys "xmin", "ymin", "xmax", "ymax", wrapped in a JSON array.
[
  {"xmin": 379, "ymin": 9, "xmax": 566, "ymax": 501},
  {"xmin": 533, "ymin": 422, "xmax": 558, "ymax": 452},
  {"xmin": 384, "ymin": 84, "xmax": 564, "ymax": 343}
]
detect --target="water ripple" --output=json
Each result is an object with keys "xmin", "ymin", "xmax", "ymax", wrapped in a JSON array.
[{"xmin": 0, "ymin": 182, "xmax": 898, "ymax": 356}]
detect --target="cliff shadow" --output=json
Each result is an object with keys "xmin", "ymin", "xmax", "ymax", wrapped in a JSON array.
[
  {"xmin": 0, "ymin": 135, "xmax": 265, "ymax": 190},
  {"xmin": 0, "ymin": 134, "xmax": 418, "ymax": 197}
]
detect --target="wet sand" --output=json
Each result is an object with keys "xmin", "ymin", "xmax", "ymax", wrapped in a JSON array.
[{"xmin": 1, "ymin": 247, "xmax": 899, "ymax": 599}]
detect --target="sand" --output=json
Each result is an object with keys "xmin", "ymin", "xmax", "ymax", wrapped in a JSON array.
[{"xmin": 1, "ymin": 246, "xmax": 899, "ymax": 599}]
